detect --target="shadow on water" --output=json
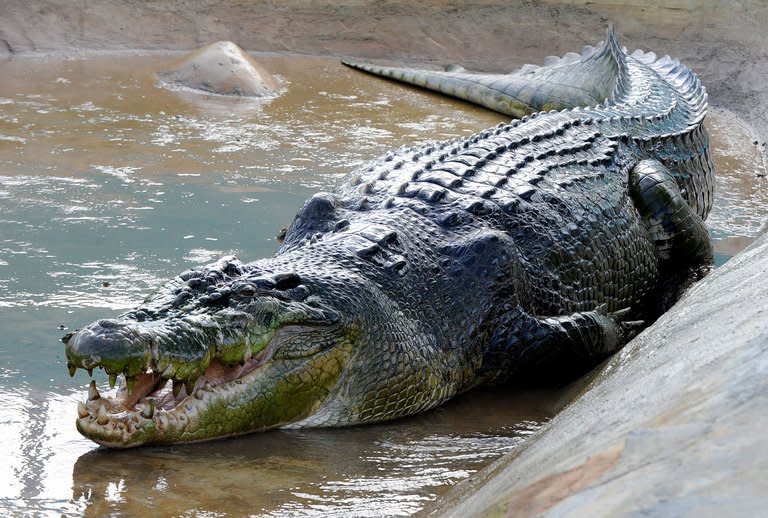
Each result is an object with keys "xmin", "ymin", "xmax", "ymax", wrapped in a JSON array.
[{"xmin": 0, "ymin": 51, "xmax": 765, "ymax": 516}]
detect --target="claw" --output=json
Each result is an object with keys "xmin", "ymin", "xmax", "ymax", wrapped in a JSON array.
[
  {"xmin": 97, "ymin": 404, "xmax": 109, "ymax": 425},
  {"xmin": 86, "ymin": 367, "xmax": 93, "ymax": 377},
  {"xmin": 610, "ymin": 307, "xmax": 633, "ymax": 320},
  {"xmin": 621, "ymin": 319, "xmax": 646, "ymax": 331},
  {"xmin": 77, "ymin": 401, "xmax": 89, "ymax": 419},
  {"xmin": 88, "ymin": 380, "xmax": 100, "ymax": 401},
  {"xmin": 68, "ymin": 363, "xmax": 77, "ymax": 377},
  {"xmin": 623, "ymin": 319, "xmax": 645, "ymax": 327}
]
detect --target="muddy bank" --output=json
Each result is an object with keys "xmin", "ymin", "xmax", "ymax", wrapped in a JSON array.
[{"xmin": 2, "ymin": 1, "xmax": 768, "ymax": 153}]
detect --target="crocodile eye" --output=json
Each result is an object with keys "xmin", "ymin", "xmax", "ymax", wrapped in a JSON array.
[{"xmin": 273, "ymin": 273, "xmax": 302, "ymax": 291}]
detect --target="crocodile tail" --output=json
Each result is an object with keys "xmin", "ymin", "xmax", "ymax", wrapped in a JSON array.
[
  {"xmin": 635, "ymin": 51, "xmax": 708, "ymax": 126},
  {"xmin": 342, "ymin": 27, "xmax": 627, "ymax": 118}
]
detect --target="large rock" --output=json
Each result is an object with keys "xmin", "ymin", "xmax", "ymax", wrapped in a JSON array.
[
  {"xmin": 430, "ymin": 232, "xmax": 768, "ymax": 516},
  {"xmin": 157, "ymin": 40, "xmax": 276, "ymax": 97}
]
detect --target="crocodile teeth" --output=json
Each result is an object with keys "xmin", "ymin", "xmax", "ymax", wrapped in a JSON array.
[
  {"xmin": 172, "ymin": 379, "xmax": 183, "ymax": 398},
  {"xmin": 97, "ymin": 404, "xmax": 109, "ymax": 425},
  {"xmin": 141, "ymin": 399, "xmax": 155, "ymax": 419},
  {"xmin": 77, "ymin": 401, "xmax": 89, "ymax": 419},
  {"xmin": 88, "ymin": 380, "xmax": 100, "ymax": 401}
]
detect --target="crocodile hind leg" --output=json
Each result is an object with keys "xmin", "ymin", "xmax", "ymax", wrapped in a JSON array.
[{"xmin": 629, "ymin": 159, "xmax": 713, "ymax": 309}]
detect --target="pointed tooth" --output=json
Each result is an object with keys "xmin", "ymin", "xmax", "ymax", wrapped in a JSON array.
[
  {"xmin": 141, "ymin": 399, "xmax": 155, "ymax": 419},
  {"xmin": 88, "ymin": 380, "xmax": 100, "ymax": 401},
  {"xmin": 108, "ymin": 373, "xmax": 117, "ymax": 389},
  {"xmin": 126, "ymin": 376, "xmax": 135, "ymax": 394},
  {"xmin": 185, "ymin": 379, "xmax": 195, "ymax": 396},
  {"xmin": 172, "ymin": 380, "xmax": 183, "ymax": 398},
  {"xmin": 68, "ymin": 363, "xmax": 77, "ymax": 377},
  {"xmin": 77, "ymin": 401, "xmax": 89, "ymax": 419},
  {"xmin": 97, "ymin": 404, "xmax": 109, "ymax": 425}
]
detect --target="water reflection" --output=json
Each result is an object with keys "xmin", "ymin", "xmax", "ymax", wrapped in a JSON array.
[
  {"xmin": 0, "ymin": 51, "xmax": 765, "ymax": 516},
  {"xmin": 0, "ymin": 387, "xmax": 92, "ymax": 515},
  {"xmin": 69, "ymin": 389, "xmax": 550, "ymax": 516}
]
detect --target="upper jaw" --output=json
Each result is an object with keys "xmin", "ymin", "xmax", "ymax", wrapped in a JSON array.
[{"xmin": 64, "ymin": 254, "xmax": 341, "ymax": 389}]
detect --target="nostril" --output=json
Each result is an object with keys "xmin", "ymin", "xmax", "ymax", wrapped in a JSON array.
[
  {"xmin": 222, "ymin": 261, "xmax": 242, "ymax": 277},
  {"xmin": 273, "ymin": 273, "xmax": 302, "ymax": 291}
]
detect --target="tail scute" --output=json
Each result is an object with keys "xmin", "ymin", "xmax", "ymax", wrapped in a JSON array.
[{"xmin": 342, "ymin": 28, "xmax": 628, "ymax": 118}]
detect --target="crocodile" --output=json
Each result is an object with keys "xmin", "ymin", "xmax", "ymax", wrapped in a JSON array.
[{"xmin": 63, "ymin": 29, "xmax": 714, "ymax": 447}]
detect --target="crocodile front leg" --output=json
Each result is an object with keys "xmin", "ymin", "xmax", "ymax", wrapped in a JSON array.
[{"xmin": 482, "ymin": 305, "xmax": 642, "ymax": 384}]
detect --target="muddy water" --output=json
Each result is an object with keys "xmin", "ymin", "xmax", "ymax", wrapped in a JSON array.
[{"xmin": 0, "ymin": 53, "xmax": 764, "ymax": 516}]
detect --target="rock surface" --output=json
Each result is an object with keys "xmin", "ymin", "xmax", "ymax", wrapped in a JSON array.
[
  {"xmin": 157, "ymin": 41, "xmax": 276, "ymax": 97},
  {"xmin": 429, "ymin": 231, "xmax": 768, "ymax": 516}
]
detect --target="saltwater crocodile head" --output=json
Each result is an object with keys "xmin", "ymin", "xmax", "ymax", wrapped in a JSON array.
[{"xmin": 63, "ymin": 255, "xmax": 398, "ymax": 448}]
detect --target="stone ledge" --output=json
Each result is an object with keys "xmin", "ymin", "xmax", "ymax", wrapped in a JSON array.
[{"xmin": 430, "ymin": 231, "xmax": 768, "ymax": 516}]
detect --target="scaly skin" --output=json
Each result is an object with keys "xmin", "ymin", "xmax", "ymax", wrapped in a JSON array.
[{"xmin": 64, "ymin": 29, "xmax": 714, "ymax": 447}]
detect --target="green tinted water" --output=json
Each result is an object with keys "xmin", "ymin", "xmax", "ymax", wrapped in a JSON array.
[{"xmin": 0, "ymin": 53, "xmax": 764, "ymax": 516}]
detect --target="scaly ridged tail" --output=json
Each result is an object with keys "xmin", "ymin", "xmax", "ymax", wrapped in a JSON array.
[{"xmin": 342, "ymin": 27, "xmax": 627, "ymax": 118}]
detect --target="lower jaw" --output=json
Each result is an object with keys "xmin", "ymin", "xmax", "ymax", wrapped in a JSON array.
[
  {"xmin": 75, "ymin": 346, "xmax": 279, "ymax": 447},
  {"xmin": 75, "ymin": 346, "xmax": 350, "ymax": 447},
  {"xmin": 76, "ymin": 380, "xmax": 257, "ymax": 447}
]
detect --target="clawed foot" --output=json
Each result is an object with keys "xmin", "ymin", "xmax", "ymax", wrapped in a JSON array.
[{"xmin": 595, "ymin": 304, "xmax": 646, "ymax": 346}]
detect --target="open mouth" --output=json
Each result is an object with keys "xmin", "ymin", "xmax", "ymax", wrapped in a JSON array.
[{"xmin": 74, "ymin": 336, "xmax": 280, "ymax": 447}]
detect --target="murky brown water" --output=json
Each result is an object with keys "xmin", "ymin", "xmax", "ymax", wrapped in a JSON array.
[{"xmin": 0, "ymin": 52, "xmax": 765, "ymax": 516}]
